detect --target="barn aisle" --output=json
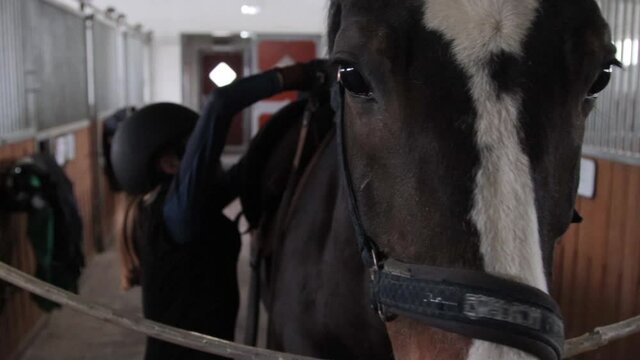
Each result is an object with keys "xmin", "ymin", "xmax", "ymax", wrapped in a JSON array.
[
  {"xmin": 19, "ymin": 250, "xmax": 146, "ymax": 360},
  {"xmin": 19, "ymin": 201, "xmax": 259, "ymax": 360}
]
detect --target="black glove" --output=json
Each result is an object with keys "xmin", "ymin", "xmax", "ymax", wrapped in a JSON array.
[{"xmin": 278, "ymin": 60, "xmax": 330, "ymax": 92}]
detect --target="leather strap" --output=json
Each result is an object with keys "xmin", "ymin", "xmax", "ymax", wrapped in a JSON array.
[
  {"xmin": 332, "ymin": 85, "xmax": 564, "ymax": 360},
  {"xmin": 374, "ymin": 259, "xmax": 564, "ymax": 360},
  {"xmin": 333, "ymin": 86, "xmax": 380, "ymax": 268}
]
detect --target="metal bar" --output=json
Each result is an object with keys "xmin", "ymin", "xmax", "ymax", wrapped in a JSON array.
[
  {"xmin": 143, "ymin": 32, "xmax": 153, "ymax": 104},
  {"xmin": 39, "ymin": 0, "xmax": 84, "ymax": 17},
  {"xmin": 632, "ymin": 3, "xmax": 640, "ymax": 155},
  {"xmin": 0, "ymin": 129, "xmax": 36, "ymax": 146},
  {"xmin": 83, "ymin": 12, "xmax": 106, "ymax": 253},
  {"xmin": 612, "ymin": 0, "xmax": 623, "ymax": 154},
  {"xmin": 0, "ymin": 0, "xmax": 29, "ymax": 137},
  {"xmin": 618, "ymin": 2, "xmax": 629, "ymax": 156},
  {"xmin": 582, "ymin": 145, "xmax": 640, "ymax": 167},
  {"xmin": 122, "ymin": 31, "xmax": 130, "ymax": 107},
  {"xmin": 603, "ymin": 0, "xmax": 616, "ymax": 150},
  {"xmin": 97, "ymin": 108, "xmax": 124, "ymax": 120},
  {"xmin": 625, "ymin": 2, "xmax": 637, "ymax": 153},
  {"xmin": 86, "ymin": 15, "xmax": 97, "ymax": 119},
  {"xmin": 76, "ymin": 0, "xmax": 145, "ymax": 35},
  {"xmin": 39, "ymin": 0, "xmax": 143, "ymax": 36},
  {"xmin": 93, "ymin": 19, "xmax": 121, "ymax": 113},
  {"xmin": 30, "ymin": 0, "xmax": 89, "ymax": 131},
  {"xmin": 583, "ymin": 0, "xmax": 640, "ymax": 163},
  {"xmin": 35, "ymin": 119, "xmax": 90, "ymax": 141}
]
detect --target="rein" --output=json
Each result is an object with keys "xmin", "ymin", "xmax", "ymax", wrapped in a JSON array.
[{"xmin": 333, "ymin": 86, "xmax": 565, "ymax": 360}]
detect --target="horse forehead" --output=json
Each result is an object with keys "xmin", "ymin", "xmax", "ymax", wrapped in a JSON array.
[
  {"xmin": 423, "ymin": 0, "xmax": 541, "ymax": 59},
  {"xmin": 333, "ymin": 18, "xmax": 395, "ymax": 54},
  {"xmin": 334, "ymin": 0, "xmax": 546, "ymax": 61}
]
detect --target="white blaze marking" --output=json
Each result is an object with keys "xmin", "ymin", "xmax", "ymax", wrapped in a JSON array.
[{"xmin": 423, "ymin": 0, "xmax": 544, "ymax": 359}]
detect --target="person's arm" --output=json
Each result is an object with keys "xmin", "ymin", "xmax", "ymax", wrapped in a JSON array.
[
  {"xmin": 163, "ymin": 62, "xmax": 324, "ymax": 244},
  {"xmin": 214, "ymin": 156, "xmax": 247, "ymax": 210}
]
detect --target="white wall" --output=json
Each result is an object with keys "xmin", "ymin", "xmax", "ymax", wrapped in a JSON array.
[
  {"xmin": 90, "ymin": 0, "xmax": 328, "ymax": 38},
  {"xmin": 152, "ymin": 36, "xmax": 182, "ymax": 102},
  {"xmin": 89, "ymin": 0, "xmax": 329, "ymax": 103}
]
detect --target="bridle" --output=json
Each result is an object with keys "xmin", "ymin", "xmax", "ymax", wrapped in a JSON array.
[{"xmin": 332, "ymin": 85, "xmax": 565, "ymax": 360}]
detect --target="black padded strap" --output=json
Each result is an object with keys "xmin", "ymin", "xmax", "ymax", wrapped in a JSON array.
[{"xmin": 373, "ymin": 260, "xmax": 564, "ymax": 360}]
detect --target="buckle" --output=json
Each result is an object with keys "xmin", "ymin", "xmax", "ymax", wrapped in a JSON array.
[
  {"xmin": 369, "ymin": 250, "xmax": 396, "ymax": 322},
  {"xmin": 369, "ymin": 248, "xmax": 381, "ymax": 281}
]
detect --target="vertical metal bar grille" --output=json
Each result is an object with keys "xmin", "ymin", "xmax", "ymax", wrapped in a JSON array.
[
  {"xmin": 94, "ymin": 19, "xmax": 122, "ymax": 115},
  {"xmin": 143, "ymin": 34, "xmax": 153, "ymax": 104},
  {"xmin": 0, "ymin": 0, "xmax": 29, "ymax": 139},
  {"xmin": 25, "ymin": 0, "xmax": 89, "ymax": 130},
  {"xmin": 587, "ymin": 0, "xmax": 640, "ymax": 161},
  {"xmin": 126, "ymin": 33, "xmax": 145, "ymax": 107}
]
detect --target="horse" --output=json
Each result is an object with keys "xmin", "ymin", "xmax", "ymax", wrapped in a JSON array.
[{"xmin": 243, "ymin": 1, "xmax": 618, "ymax": 359}]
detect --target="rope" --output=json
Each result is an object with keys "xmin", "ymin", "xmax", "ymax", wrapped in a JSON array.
[
  {"xmin": 0, "ymin": 261, "xmax": 320, "ymax": 360},
  {"xmin": 563, "ymin": 314, "xmax": 640, "ymax": 358},
  {"xmin": 1, "ymin": 260, "xmax": 639, "ymax": 359}
]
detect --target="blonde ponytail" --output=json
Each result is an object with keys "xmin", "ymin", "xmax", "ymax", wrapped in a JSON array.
[{"xmin": 118, "ymin": 195, "xmax": 142, "ymax": 290}]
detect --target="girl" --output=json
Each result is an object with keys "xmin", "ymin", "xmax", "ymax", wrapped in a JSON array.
[{"xmin": 111, "ymin": 61, "xmax": 325, "ymax": 359}]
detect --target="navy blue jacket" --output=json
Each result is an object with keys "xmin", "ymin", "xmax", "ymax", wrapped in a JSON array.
[{"xmin": 163, "ymin": 70, "xmax": 283, "ymax": 244}]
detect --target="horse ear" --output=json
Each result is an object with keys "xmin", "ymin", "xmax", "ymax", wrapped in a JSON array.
[{"xmin": 571, "ymin": 209, "xmax": 583, "ymax": 224}]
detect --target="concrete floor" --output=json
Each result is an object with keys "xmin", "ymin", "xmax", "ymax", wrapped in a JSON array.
[
  {"xmin": 19, "ymin": 250, "xmax": 146, "ymax": 360},
  {"xmin": 19, "ymin": 202, "xmax": 264, "ymax": 360}
]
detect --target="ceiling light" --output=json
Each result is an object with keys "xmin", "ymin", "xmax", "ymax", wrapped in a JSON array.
[
  {"xmin": 209, "ymin": 62, "xmax": 237, "ymax": 87},
  {"xmin": 240, "ymin": 31, "xmax": 251, "ymax": 39},
  {"xmin": 241, "ymin": 5, "xmax": 261, "ymax": 15}
]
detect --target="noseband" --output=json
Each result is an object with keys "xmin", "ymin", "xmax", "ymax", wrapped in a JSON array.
[{"xmin": 332, "ymin": 86, "xmax": 564, "ymax": 360}]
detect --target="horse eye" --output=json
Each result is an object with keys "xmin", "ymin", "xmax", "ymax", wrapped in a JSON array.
[
  {"xmin": 587, "ymin": 66, "xmax": 613, "ymax": 99},
  {"xmin": 337, "ymin": 65, "xmax": 373, "ymax": 98}
]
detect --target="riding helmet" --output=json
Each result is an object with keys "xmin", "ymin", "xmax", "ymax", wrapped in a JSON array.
[{"xmin": 110, "ymin": 103, "xmax": 198, "ymax": 195}]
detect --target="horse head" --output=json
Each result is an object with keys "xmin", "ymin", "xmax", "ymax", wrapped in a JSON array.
[{"xmin": 328, "ymin": 0, "xmax": 617, "ymax": 359}]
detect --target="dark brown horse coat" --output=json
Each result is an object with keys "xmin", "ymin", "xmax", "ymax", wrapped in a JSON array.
[
  {"xmin": 242, "ymin": 94, "xmax": 393, "ymax": 359},
  {"xmin": 244, "ymin": 1, "xmax": 618, "ymax": 359}
]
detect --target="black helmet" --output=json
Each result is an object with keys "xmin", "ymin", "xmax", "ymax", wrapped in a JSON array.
[
  {"xmin": 103, "ymin": 106, "xmax": 136, "ymax": 192},
  {"xmin": 110, "ymin": 103, "xmax": 198, "ymax": 195}
]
